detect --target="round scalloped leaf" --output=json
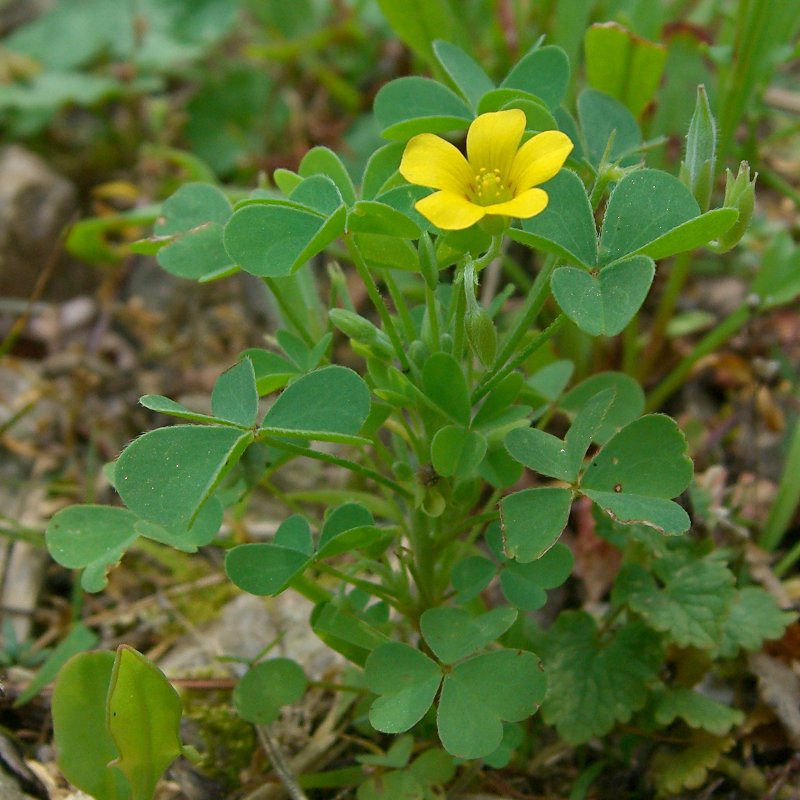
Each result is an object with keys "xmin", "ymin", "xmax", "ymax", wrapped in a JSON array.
[
  {"xmin": 421, "ymin": 607, "xmax": 517, "ymax": 665},
  {"xmin": 260, "ymin": 366, "xmax": 370, "ymax": 441},
  {"xmin": 551, "ymin": 256, "xmax": 655, "ymax": 337},
  {"xmin": 374, "ymin": 77, "xmax": 472, "ymax": 139},
  {"xmin": 598, "ymin": 169, "xmax": 700, "ymax": 265},
  {"xmin": 499, "ymin": 487, "xmax": 573, "ymax": 562},
  {"xmin": 116, "ymin": 425, "xmax": 252, "ymax": 529},
  {"xmin": 223, "ymin": 202, "xmax": 345, "ymax": 277},
  {"xmin": 509, "ymin": 169, "xmax": 597, "ymax": 267},
  {"xmin": 653, "ymin": 688, "xmax": 744, "ymax": 735},
  {"xmin": 233, "ymin": 659, "xmax": 307, "ymax": 725},
  {"xmin": 437, "ymin": 649, "xmax": 546, "ymax": 758},
  {"xmin": 365, "ymin": 643, "xmax": 442, "ymax": 733}
]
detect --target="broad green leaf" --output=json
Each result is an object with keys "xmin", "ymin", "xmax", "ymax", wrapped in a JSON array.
[
  {"xmin": 347, "ymin": 201, "xmax": 421, "ymax": 238},
  {"xmin": 299, "ymin": 146, "xmax": 356, "ymax": 206},
  {"xmin": 366, "ymin": 643, "xmax": 442, "ymax": 733},
  {"xmin": 211, "ymin": 358, "xmax": 258, "ymax": 427},
  {"xmin": 289, "ymin": 174, "xmax": 343, "ymax": 216},
  {"xmin": 636, "ymin": 208, "xmax": 738, "ymax": 261},
  {"xmin": 551, "ymin": 256, "xmax": 655, "ymax": 337},
  {"xmin": 577, "ymin": 89, "xmax": 641, "ymax": 168},
  {"xmin": 473, "ymin": 373, "xmax": 524, "ymax": 428},
  {"xmin": 613, "ymin": 559, "xmax": 735, "ymax": 649},
  {"xmin": 223, "ymin": 202, "xmax": 346, "ymax": 277},
  {"xmin": 653, "ymin": 688, "xmax": 744, "ymax": 735},
  {"xmin": 598, "ymin": 170, "xmax": 700, "ymax": 265},
  {"xmin": 451, "ymin": 556, "xmax": 496, "ymax": 603},
  {"xmin": 420, "ymin": 607, "xmax": 517, "ymax": 664},
  {"xmin": 505, "ymin": 427, "xmax": 572, "ymax": 482},
  {"xmin": 509, "ymin": 170, "xmax": 597, "ymax": 267},
  {"xmin": 352, "ymin": 233, "xmax": 420, "ymax": 271},
  {"xmin": 233, "ymin": 659, "xmax": 307, "ymax": 724},
  {"xmin": 52, "ymin": 651, "xmax": 130, "ymax": 800},
  {"xmin": 116, "ymin": 425, "xmax": 252, "ymax": 528},
  {"xmin": 138, "ymin": 395, "xmax": 222, "ymax": 425},
  {"xmin": 361, "ymin": 142, "xmax": 405, "ymax": 200},
  {"xmin": 499, "ymin": 487, "xmax": 573, "ymax": 562},
  {"xmin": 273, "ymin": 168, "xmax": 302, "ymax": 195},
  {"xmin": 374, "ymin": 77, "xmax": 472, "ymax": 140},
  {"xmin": 225, "ymin": 543, "xmax": 310, "ymax": 596},
  {"xmin": 261, "ymin": 366, "xmax": 370, "ymax": 440},
  {"xmin": 317, "ymin": 502, "xmax": 380, "ymax": 558},
  {"xmin": 421, "ymin": 352, "xmax": 470, "ymax": 425},
  {"xmin": 430, "ymin": 425, "xmax": 487, "ymax": 479},
  {"xmin": 500, "ymin": 543, "xmax": 574, "ymax": 610},
  {"xmin": 433, "ymin": 39, "xmax": 494, "ymax": 110},
  {"xmin": 476, "ymin": 88, "xmax": 558, "ymax": 131},
  {"xmin": 540, "ymin": 612, "xmax": 662, "ymax": 743},
  {"xmin": 274, "ymin": 514, "xmax": 314, "ymax": 556},
  {"xmin": 408, "ymin": 747, "xmax": 456, "ymax": 786},
  {"xmin": 581, "ymin": 414, "xmax": 692, "ymax": 499},
  {"xmin": 375, "ymin": 0, "xmax": 470, "ymax": 66},
  {"xmin": 15, "ymin": 624, "xmax": 99, "ymax": 707},
  {"xmin": 584, "ymin": 22, "xmax": 667, "ymax": 118},
  {"xmin": 357, "ymin": 770, "xmax": 421, "ymax": 800},
  {"xmin": 107, "ymin": 646, "xmax": 183, "ymax": 800},
  {"xmin": 751, "ymin": 231, "xmax": 800, "ymax": 310},
  {"xmin": 560, "ymin": 372, "xmax": 645, "ymax": 445},
  {"xmin": 46, "ymin": 505, "xmax": 138, "ymax": 593},
  {"xmin": 717, "ymin": 586, "xmax": 795, "ymax": 658},
  {"xmin": 479, "ymin": 445, "xmax": 523, "ymax": 489},
  {"xmin": 154, "ymin": 183, "xmax": 234, "ymax": 280},
  {"xmin": 243, "ymin": 348, "xmax": 299, "ymax": 395},
  {"xmin": 358, "ymin": 735, "xmax": 414, "ymax": 768},
  {"xmin": 438, "ymin": 649, "xmax": 546, "ymax": 758},
  {"xmin": 311, "ymin": 601, "xmax": 389, "ymax": 667},
  {"xmin": 500, "ymin": 45, "xmax": 569, "ymax": 110},
  {"xmin": 580, "ymin": 414, "xmax": 692, "ymax": 534},
  {"xmin": 134, "ymin": 498, "xmax": 223, "ymax": 553}
]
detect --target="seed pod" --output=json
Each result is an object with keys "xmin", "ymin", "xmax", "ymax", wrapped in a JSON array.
[{"xmin": 465, "ymin": 306, "xmax": 497, "ymax": 367}]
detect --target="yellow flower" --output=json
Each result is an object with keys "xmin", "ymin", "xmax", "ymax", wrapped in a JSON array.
[{"xmin": 399, "ymin": 109, "xmax": 573, "ymax": 231}]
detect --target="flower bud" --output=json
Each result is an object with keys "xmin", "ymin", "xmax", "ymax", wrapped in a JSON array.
[
  {"xmin": 680, "ymin": 85, "xmax": 716, "ymax": 211},
  {"xmin": 418, "ymin": 231, "xmax": 439, "ymax": 291},
  {"xmin": 465, "ymin": 305, "xmax": 497, "ymax": 367},
  {"xmin": 714, "ymin": 161, "xmax": 757, "ymax": 253},
  {"xmin": 328, "ymin": 308, "xmax": 393, "ymax": 359}
]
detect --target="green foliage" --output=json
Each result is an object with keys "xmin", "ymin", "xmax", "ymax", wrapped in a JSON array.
[{"xmin": 38, "ymin": 16, "xmax": 800, "ymax": 798}]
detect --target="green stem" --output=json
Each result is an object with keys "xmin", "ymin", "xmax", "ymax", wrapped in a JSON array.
[
  {"xmin": 760, "ymin": 413, "xmax": 800, "ymax": 552},
  {"xmin": 451, "ymin": 265, "xmax": 467, "ymax": 362},
  {"xmin": 261, "ymin": 437, "xmax": 413, "ymax": 499},
  {"xmin": 473, "ymin": 313, "xmax": 566, "ymax": 403},
  {"xmin": 289, "ymin": 574, "xmax": 332, "ymax": 604},
  {"xmin": 383, "ymin": 269, "xmax": 417, "ymax": 342},
  {"xmin": 645, "ymin": 305, "xmax": 752, "ymax": 411},
  {"xmin": 424, "ymin": 284, "xmax": 441, "ymax": 350},
  {"xmin": 315, "ymin": 562, "xmax": 400, "ymax": 605},
  {"xmin": 264, "ymin": 277, "xmax": 316, "ymax": 347},
  {"xmin": 637, "ymin": 250, "xmax": 693, "ymax": 381},
  {"xmin": 411, "ymin": 511, "xmax": 438, "ymax": 611},
  {"xmin": 474, "ymin": 255, "xmax": 557, "ymax": 400},
  {"xmin": 344, "ymin": 235, "xmax": 411, "ymax": 371}
]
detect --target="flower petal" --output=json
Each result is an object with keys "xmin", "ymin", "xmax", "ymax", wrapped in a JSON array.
[
  {"xmin": 509, "ymin": 131, "xmax": 573, "ymax": 192},
  {"xmin": 400, "ymin": 134, "xmax": 474, "ymax": 194},
  {"xmin": 466, "ymin": 109, "xmax": 526, "ymax": 180},
  {"xmin": 483, "ymin": 188, "xmax": 548, "ymax": 220},
  {"xmin": 415, "ymin": 191, "xmax": 486, "ymax": 230}
]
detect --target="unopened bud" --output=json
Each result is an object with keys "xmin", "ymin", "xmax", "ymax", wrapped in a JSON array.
[
  {"xmin": 329, "ymin": 308, "xmax": 393, "ymax": 359},
  {"xmin": 715, "ymin": 161, "xmax": 757, "ymax": 253},
  {"xmin": 418, "ymin": 231, "xmax": 439, "ymax": 291},
  {"xmin": 680, "ymin": 85, "xmax": 717, "ymax": 211},
  {"xmin": 465, "ymin": 306, "xmax": 497, "ymax": 367}
]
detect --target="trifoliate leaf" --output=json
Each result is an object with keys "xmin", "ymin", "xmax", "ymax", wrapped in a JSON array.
[
  {"xmin": 716, "ymin": 586, "xmax": 796, "ymax": 659},
  {"xmin": 539, "ymin": 611, "xmax": 662, "ymax": 743},
  {"xmin": 653, "ymin": 688, "xmax": 743, "ymax": 735},
  {"xmin": 613, "ymin": 558, "xmax": 735, "ymax": 649},
  {"xmin": 420, "ymin": 607, "xmax": 517, "ymax": 664}
]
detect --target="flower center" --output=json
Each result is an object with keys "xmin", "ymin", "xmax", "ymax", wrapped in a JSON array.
[{"xmin": 471, "ymin": 167, "xmax": 512, "ymax": 206}]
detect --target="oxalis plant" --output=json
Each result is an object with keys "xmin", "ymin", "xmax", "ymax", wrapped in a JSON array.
[{"xmin": 45, "ymin": 39, "xmax": 795, "ymax": 800}]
